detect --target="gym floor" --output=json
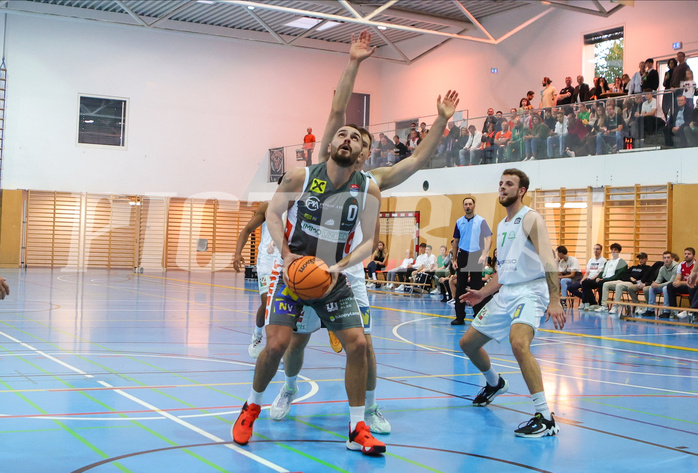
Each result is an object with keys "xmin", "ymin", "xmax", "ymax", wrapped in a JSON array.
[{"xmin": 0, "ymin": 269, "xmax": 696, "ymax": 473}]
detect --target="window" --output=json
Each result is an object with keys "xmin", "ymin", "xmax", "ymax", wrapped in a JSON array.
[
  {"xmin": 78, "ymin": 95, "xmax": 127, "ymax": 147},
  {"xmin": 583, "ymin": 27, "xmax": 624, "ymax": 84}
]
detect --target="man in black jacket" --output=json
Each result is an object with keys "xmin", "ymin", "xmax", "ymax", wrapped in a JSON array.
[
  {"xmin": 664, "ymin": 95, "xmax": 691, "ymax": 147},
  {"xmin": 602, "ymin": 252, "xmax": 652, "ymax": 314},
  {"xmin": 642, "ymin": 58, "xmax": 660, "ymax": 91},
  {"xmin": 573, "ymin": 75, "xmax": 591, "ymax": 103}
]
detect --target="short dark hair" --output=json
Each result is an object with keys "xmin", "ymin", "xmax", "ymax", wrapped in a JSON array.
[
  {"xmin": 645, "ymin": 58, "xmax": 654, "ymax": 64},
  {"xmin": 419, "ymin": 242, "xmax": 427, "ymax": 248},
  {"xmin": 595, "ymin": 244, "xmax": 603, "ymax": 250},
  {"xmin": 610, "ymin": 243, "xmax": 622, "ymax": 252},
  {"xmin": 502, "ymin": 168, "xmax": 530, "ymax": 195},
  {"xmin": 663, "ymin": 250, "xmax": 672, "ymax": 256},
  {"xmin": 637, "ymin": 252, "xmax": 648, "ymax": 259},
  {"xmin": 357, "ymin": 126, "xmax": 373, "ymax": 149},
  {"xmin": 463, "ymin": 196, "xmax": 476, "ymax": 204},
  {"xmin": 556, "ymin": 245, "xmax": 568, "ymax": 255},
  {"xmin": 685, "ymin": 247, "xmax": 696, "ymax": 255}
]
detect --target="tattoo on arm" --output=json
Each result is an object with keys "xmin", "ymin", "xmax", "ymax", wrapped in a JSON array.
[{"xmin": 545, "ymin": 262, "xmax": 561, "ymax": 299}]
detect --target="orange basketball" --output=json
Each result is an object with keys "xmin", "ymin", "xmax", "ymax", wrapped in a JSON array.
[{"xmin": 286, "ymin": 255, "xmax": 332, "ymax": 300}]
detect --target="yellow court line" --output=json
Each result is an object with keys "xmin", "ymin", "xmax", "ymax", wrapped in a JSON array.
[{"xmin": 138, "ymin": 274, "xmax": 257, "ymax": 293}]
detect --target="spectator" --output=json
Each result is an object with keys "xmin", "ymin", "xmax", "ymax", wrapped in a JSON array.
[
  {"xmin": 665, "ymin": 247, "xmax": 696, "ymax": 318},
  {"xmin": 439, "ymin": 256, "xmax": 458, "ymax": 303},
  {"xmin": 682, "ymin": 69, "xmax": 696, "ymax": 108},
  {"xmin": 664, "ymin": 94, "xmax": 691, "ymax": 147},
  {"xmin": 642, "ymin": 58, "xmax": 659, "ymax": 91},
  {"xmin": 627, "ymin": 94, "xmax": 644, "ymax": 140},
  {"xmin": 601, "ymin": 252, "xmax": 652, "ymax": 314},
  {"xmin": 591, "ymin": 77, "xmax": 610, "ymax": 100},
  {"xmin": 408, "ymin": 243, "xmax": 437, "ymax": 291},
  {"xmin": 628, "ymin": 61, "xmax": 645, "ymax": 95},
  {"xmin": 569, "ymin": 244, "xmax": 606, "ymax": 308},
  {"xmin": 662, "ymin": 58, "xmax": 678, "ymax": 118},
  {"xmin": 455, "ymin": 126, "xmax": 470, "ymax": 165},
  {"xmin": 638, "ymin": 90, "xmax": 659, "ymax": 140},
  {"xmin": 556, "ymin": 245, "xmax": 582, "ymax": 305},
  {"xmin": 452, "ymin": 196, "xmax": 492, "ymax": 325},
  {"xmin": 638, "ymin": 251, "xmax": 679, "ymax": 316},
  {"xmin": 494, "ymin": 121, "xmax": 512, "ymax": 163},
  {"xmin": 520, "ymin": 91, "xmax": 535, "ymax": 108},
  {"xmin": 540, "ymin": 77, "xmax": 557, "ymax": 111},
  {"xmin": 596, "ymin": 104, "xmax": 624, "ymax": 154},
  {"xmin": 365, "ymin": 241, "xmax": 388, "ymax": 288},
  {"xmin": 480, "ymin": 122, "xmax": 496, "ymax": 164},
  {"xmin": 543, "ymin": 106, "xmax": 558, "ymax": 130},
  {"xmin": 443, "ymin": 121, "xmax": 461, "ymax": 166},
  {"xmin": 482, "ymin": 108, "xmax": 497, "ymax": 133},
  {"xmin": 576, "ymin": 103, "xmax": 590, "ymax": 122},
  {"xmin": 303, "ymin": 127, "xmax": 316, "ymax": 165},
  {"xmin": 386, "ymin": 249, "xmax": 413, "ymax": 289},
  {"xmin": 523, "ymin": 113, "xmax": 549, "ymax": 160},
  {"xmin": 508, "ymin": 108, "xmax": 519, "ymax": 129},
  {"xmin": 482, "ymin": 249, "xmax": 497, "ymax": 285},
  {"xmin": 685, "ymin": 107, "xmax": 698, "ymax": 147},
  {"xmin": 557, "ymin": 76, "xmax": 574, "ymax": 106},
  {"xmin": 583, "ymin": 243, "xmax": 627, "ymax": 311},
  {"xmin": 419, "ymin": 122, "xmax": 428, "ymax": 139},
  {"xmin": 564, "ymin": 113, "xmax": 588, "ymax": 157},
  {"xmin": 392, "ymin": 135, "xmax": 408, "ymax": 163},
  {"xmin": 670, "ymin": 51, "xmax": 691, "ymax": 91},
  {"xmin": 506, "ymin": 117, "xmax": 528, "ymax": 161},
  {"xmin": 547, "ymin": 111, "xmax": 568, "ymax": 158},
  {"xmin": 371, "ymin": 134, "xmax": 394, "ymax": 167},
  {"xmin": 434, "ymin": 244, "xmax": 454, "ymax": 298},
  {"xmin": 621, "ymin": 73, "xmax": 631, "ymax": 94},
  {"xmin": 573, "ymin": 75, "xmax": 591, "ymax": 103},
  {"xmin": 610, "ymin": 77, "xmax": 623, "ymax": 94},
  {"xmin": 493, "ymin": 111, "xmax": 505, "ymax": 133},
  {"xmin": 460, "ymin": 124, "xmax": 482, "ymax": 166},
  {"xmin": 676, "ymin": 259, "xmax": 698, "ymax": 320},
  {"xmin": 406, "ymin": 129, "xmax": 422, "ymax": 157}
]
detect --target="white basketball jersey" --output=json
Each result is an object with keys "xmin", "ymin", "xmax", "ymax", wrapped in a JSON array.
[
  {"xmin": 496, "ymin": 206, "xmax": 545, "ymax": 286},
  {"xmin": 257, "ymin": 222, "xmax": 280, "ymax": 272}
]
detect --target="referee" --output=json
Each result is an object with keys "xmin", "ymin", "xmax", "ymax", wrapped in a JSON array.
[{"xmin": 452, "ymin": 196, "xmax": 492, "ymax": 325}]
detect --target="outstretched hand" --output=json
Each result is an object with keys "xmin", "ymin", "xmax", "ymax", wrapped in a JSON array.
[
  {"xmin": 349, "ymin": 29, "xmax": 377, "ymax": 62},
  {"xmin": 437, "ymin": 90, "xmax": 459, "ymax": 120}
]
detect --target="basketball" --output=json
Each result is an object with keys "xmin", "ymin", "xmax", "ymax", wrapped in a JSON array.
[{"xmin": 286, "ymin": 255, "xmax": 332, "ymax": 300}]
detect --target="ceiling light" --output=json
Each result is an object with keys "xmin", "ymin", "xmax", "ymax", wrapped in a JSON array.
[
  {"xmin": 197, "ymin": 1, "xmax": 215, "ymax": 4},
  {"xmin": 563, "ymin": 202, "xmax": 588, "ymax": 209},
  {"xmin": 317, "ymin": 21, "xmax": 341, "ymax": 31},
  {"xmin": 544, "ymin": 202, "xmax": 561, "ymax": 208},
  {"xmin": 248, "ymin": 5, "xmax": 255, "ymax": 9},
  {"xmin": 285, "ymin": 17, "xmax": 341, "ymax": 31},
  {"xmin": 377, "ymin": 26, "xmax": 387, "ymax": 30}
]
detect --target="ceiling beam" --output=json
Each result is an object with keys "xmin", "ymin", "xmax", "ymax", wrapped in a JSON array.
[
  {"xmin": 287, "ymin": 18, "xmax": 329, "ymax": 45},
  {"xmin": 243, "ymin": 6, "xmax": 287, "ymax": 44},
  {"xmin": 221, "ymin": 1, "xmax": 495, "ymax": 44},
  {"xmin": 592, "ymin": 1, "xmax": 607, "ymax": 13},
  {"xmin": 451, "ymin": 0, "xmax": 494, "ymax": 42},
  {"xmin": 148, "ymin": 1, "xmax": 198, "ymax": 28},
  {"xmin": 524, "ymin": 0, "xmax": 623, "ymax": 18},
  {"xmin": 494, "ymin": 7, "xmax": 554, "ymax": 44},
  {"xmin": 113, "ymin": 0, "xmax": 149, "ymax": 27},
  {"xmin": 362, "ymin": 0, "xmax": 399, "ymax": 22}
]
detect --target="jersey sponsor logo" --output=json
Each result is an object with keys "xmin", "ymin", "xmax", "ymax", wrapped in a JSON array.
[
  {"xmin": 305, "ymin": 196, "xmax": 320, "ymax": 211},
  {"xmin": 361, "ymin": 306, "xmax": 370, "ymax": 327},
  {"xmin": 303, "ymin": 213, "xmax": 318, "ymax": 222},
  {"xmin": 329, "ymin": 310, "xmax": 361, "ymax": 322},
  {"xmin": 350, "ymin": 183, "xmax": 359, "ymax": 197},
  {"xmin": 512, "ymin": 303, "xmax": 525, "ymax": 319},
  {"xmin": 324, "ymin": 219, "xmax": 335, "ymax": 226},
  {"xmin": 300, "ymin": 220, "xmax": 350, "ymax": 243},
  {"xmin": 326, "ymin": 302, "xmax": 339, "ymax": 312},
  {"xmin": 310, "ymin": 178, "xmax": 327, "ymax": 194},
  {"xmin": 514, "ymin": 217, "xmax": 522, "ymax": 224},
  {"xmin": 274, "ymin": 298, "xmax": 297, "ymax": 316}
]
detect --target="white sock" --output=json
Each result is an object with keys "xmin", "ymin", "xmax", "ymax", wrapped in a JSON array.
[
  {"xmin": 247, "ymin": 388, "xmax": 264, "ymax": 406},
  {"xmin": 483, "ymin": 367, "xmax": 500, "ymax": 387},
  {"xmin": 531, "ymin": 391, "xmax": 551, "ymax": 420},
  {"xmin": 253, "ymin": 326, "xmax": 263, "ymax": 336},
  {"xmin": 284, "ymin": 375, "xmax": 298, "ymax": 391},
  {"xmin": 349, "ymin": 405, "xmax": 365, "ymax": 431},
  {"xmin": 365, "ymin": 389, "xmax": 376, "ymax": 408}
]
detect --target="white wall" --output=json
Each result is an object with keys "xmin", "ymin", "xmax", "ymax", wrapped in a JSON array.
[{"xmin": 1, "ymin": 14, "xmax": 382, "ymax": 199}]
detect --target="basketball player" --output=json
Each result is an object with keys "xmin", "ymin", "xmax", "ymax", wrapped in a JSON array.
[
  {"xmin": 268, "ymin": 30, "xmax": 459, "ymax": 434},
  {"xmin": 459, "ymin": 169, "xmax": 566, "ymax": 437},
  {"xmin": 233, "ymin": 176, "xmax": 282, "ymax": 358},
  {"xmin": 232, "ymin": 124, "xmax": 386, "ymax": 455}
]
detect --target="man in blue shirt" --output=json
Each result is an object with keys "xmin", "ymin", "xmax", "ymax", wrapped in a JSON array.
[{"xmin": 452, "ymin": 196, "xmax": 492, "ymax": 325}]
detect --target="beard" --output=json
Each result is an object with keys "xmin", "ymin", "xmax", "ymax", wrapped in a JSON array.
[
  {"xmin": 499, "ymin": 194, "xmax": 518, "ymax": 207},
  {"xmin": 330, "ymin": 144, "xmax": 359, "ymax": 168}
]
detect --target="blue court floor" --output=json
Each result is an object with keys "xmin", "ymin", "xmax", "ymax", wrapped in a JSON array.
[{"xmin": 0, "ymin": 269, "xmax": 696, "ymax": 473}]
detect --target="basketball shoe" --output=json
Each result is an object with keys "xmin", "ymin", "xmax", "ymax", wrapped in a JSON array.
[
  {"xmin": 472, "ymin": 376, "xmax": 508, "ymax": 406},
  {"xmin": 346, "ymin": 421, "xmax": 386, "ymax": 455},
  {"xmin": 270, "ymin": 384, "xmax": 297, "ymax": 420},
  {"xmin": 248, "ymin": 333, "xmax": 263, "ymax": 358},
  {"xmin": 232, "ymin": 402, "xmax": 261, "ymax": 445},
  {"xmin": 364, "ymin": 404, "xmax": 391, "ymax": 434},
  {"xmin": 514, "ymin": 413, "xmax": 559, "ymax": 438}
]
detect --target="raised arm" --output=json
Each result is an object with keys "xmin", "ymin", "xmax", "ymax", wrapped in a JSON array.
[
  {"xmin": 265, "ymin": 168, "xmax": 305, "ymax": 265},
  {"xmin": 233, "ymin": 201, "xmax": 268, "ymax": 272},
  {"xmin": 524, "ymin": 211, "xmax": 565, "ymax": 329},
  {"xmin": 371, "ymin": 90, "xmax": 459, "ymax": 190},
  {"xmin": 318, "ymin": 30, "xmax": 376, "ymax": 163}
]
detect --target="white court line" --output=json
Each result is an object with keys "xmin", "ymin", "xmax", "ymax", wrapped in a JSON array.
[
  {"xmin": 536, "ymin": 336, "xmax": 698, "ymax": 363},
  {"xmin": 0, "ymin": 334, "xmax": 290, "ymax": 472}
]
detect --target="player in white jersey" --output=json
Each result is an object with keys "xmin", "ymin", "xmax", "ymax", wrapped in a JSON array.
[
  {"xmin": 267, "ymin": 29, "xmax": 460, "ymax": 434},
  {"xmin": 233, "ymin": 190, "xmax": 281, "ymax": 358},
  {"xmin": 460, "ymin": 169, "xmax": 566, "ymax": 438}
]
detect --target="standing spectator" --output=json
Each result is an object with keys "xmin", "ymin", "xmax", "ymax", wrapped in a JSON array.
[
  {"xmin": 523, "ymin": 114, "xmax": 549, "ymax": 161},
  {"xmin": 391, "ymin": 135, "xmax": 409, "ymax": 163},
  {"xmin": 642, "ymin": 58, "xmax": 660, "ymax": 92},
  {"xmin": 681, "ymin": 69, "xmax": 696, "ymax": 110},
  {"xmin": 638, "ymin": 251, "xmax": 679, "ymax": 316},
  {"xmin": 557, "ymin": 246, "xmax": 582, "ymax": 305},
  {"xmin": 601, "ymin": 252, "xmax": 651, "ymax": 314},
  {"xmin": 540, "ymin": 77, "xmax": 557, "ymax": 113},
  {"xmin": 303, "ymin": 127, "xmax": 316, "ymax": 165},
  {"xmin": 670, "ymin": 52, "xmax": 691, "ymax": 91},
  {"xmin": 664, "ymin": 95, "xmax": 691, "ymax": 147},
  {"xmin": 557, "ymin": 76, "xmax": 574, "ymax": 106},
  {"xmin": 662, "ymin": 58, "xmax": 678, "ymax": 118},
  {"xmin": 452, "ymin": 196, "xmax": 493, "ymax": 325},
  {"xmin": 520, "ymin": 91, "xmax": 535, "ymax": 108},
  {"xmin": 573, "ymin": 75, "xmax": 591, "ymax": 103},
  {"xmin": 365, "ymin": 241, "xmax": 388, "ymax": 288},
  {"xmin": 581, "ymin": 243, "xmax": 627, "ymax": 310},
  {"xmin": 568, "ymin": 244, "xmax": 606, "ymax": 308},
  {"xmin": 666, "ymin": 247, "xmax": 696, "ymax": 318},
  {"xmin": 386, "ymin": 249, "xmax": 413, "ymax": 289},
  {"xmin": 546, "ymin": 111, "xmax": 568, "ymax": 158},
  {"xmin": 621, "ymin": 73, "xmax": 631, "ymax": 94},
  {"xmin": 628, "ymin": 61, "xmax": 645, "ymax": 95}
]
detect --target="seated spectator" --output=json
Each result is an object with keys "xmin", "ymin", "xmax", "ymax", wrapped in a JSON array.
[
  {"xmin": 391, "ymin": 135, "xmax": 408, "ymax": 164},
  {"xmin": 482, "ymin": 250, "xmax": 497, "ymax": 285},
  {"xmin": 371, "ymin": 134, "xmax": 394, "ymax": 167},
  {"xmin": 506, "ymin": 118, "xmax": 528, "ymax": 162},
  {"xmin": 482, "ymin": 108, "xmax": 497, "ymax": 133},
  {"xmin": 494, "ymin": 120, "xmax": 512, "ymax": 162},
  {"xmin": 676, "ymin": 261, "xmax": 698, "ymax": 320},
  {"xmin": 523, "ymin": 113, "xmax": 549, "ymax": 160},
  {"xmin": 576, "ymin": 103, "xmax": 591, "ymax": 122},
  {"xmin": 574, "ymin": 106, "xmax": 606, "ymax": 156},
  {"xmin": 564, "ymin": 113, "xmax": 589, "ymax": 156},
  {"xmin": 460, "ymin": 124, "xmax": 482, "ymax": 166},
  {"xmin": 494, "ymin": 111, "xmax": 505, "ymax": 133},
  {"xmin": 454, "ymin": 126, "xmax": 470, "ymax": 165},
  {"xmin": 637, "ymin": 251, "xmax": 678, "ymax": 316},
  {"xmin": 410, "ymin": 244, "xmax": 437, "ymax": 291},
  {"xmin": 627, "ymin": 93, "xmax": 644, "ymax": 140},
  {"xmin": 399, "ymin": 243, "xmax": 426, "ymax": 291},
  {"xmin": 596, "ymin": 104, "xmax": 624, "ymax": 154},
  {"xmin": 638, "ymin": 90, "xmax": 660, "ymax": 140},
  {"xmin": 386, "ymin": 249, "xmax": 413, "ymax": 289},
  {"xmin": 479, "ymin": 122, "xmax": 496, "ymax": 164},
  {"xmin": 621, "ymin": 73, "xmax": 631, "ymax": 94},
  {"xmin": 598, "ymin": 77, "xmax": 611, "ymax": 97},
  {"xmin": 442, "ymin": 121, "xmax": 461, "ymax": 166},
  {"xmin": 419, "ymin": 122, "xmax": 428, "ymax": 139},
  {"xmin": 406, "ymin": 129, "xmax": 421, "ymax": 157},
  {"xmin": 508, "ymin": 108, "xmax": 519, "ymax": 129},
  {"xmin": 543, "ymin": 106, "xmax": 558, "ymax": 130},
  {"xmin": 438, "ymin": 257, "xmax": 457, "ymax": 303},
  {"xmin": 434, "ymin": 244, "xmax": 454, "ymax": 299},
  {"xmin": 665, "ymin": 247, "xmax": 696, "ymax": 318},
  {"xmin": 664, "ymin": 95, "xmax": 691, "ymax": 148},
  {"xmin": 582, "ymin": 242, "xmax": 627, "ymax": 310},
  {"xmin": 601, "ymin": 252, "xmax": 652, "ymax": 314},
  {"xmin": 610, "ymin": 76, "xmax": 623, "ymax": 94},
  {"xmin": 365, "ymin": 241, "xmax": 388, "ymax": 288},
  {"xmin": 547, "ymin": 110, "xmax": 568, "ymax": 158},
  {"xmin": 568, "ymin": 244, "xmax": 606, "ymax": 306},
  {"xmin": 685, "ymin": 107, "xmax": 698, "ymax": 147},
  {"xmin": 557, "ymin": 245, "xmax": 582, "ymax": 305}
]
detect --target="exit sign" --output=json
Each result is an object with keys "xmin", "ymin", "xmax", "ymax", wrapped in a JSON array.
[
  {"xmin": 673, "ymin": 42, "xmax": 682, "ymax": 50},
  {"xmin": 491, "ymin": 68, "xmax": 498, "ymax": 74}
]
